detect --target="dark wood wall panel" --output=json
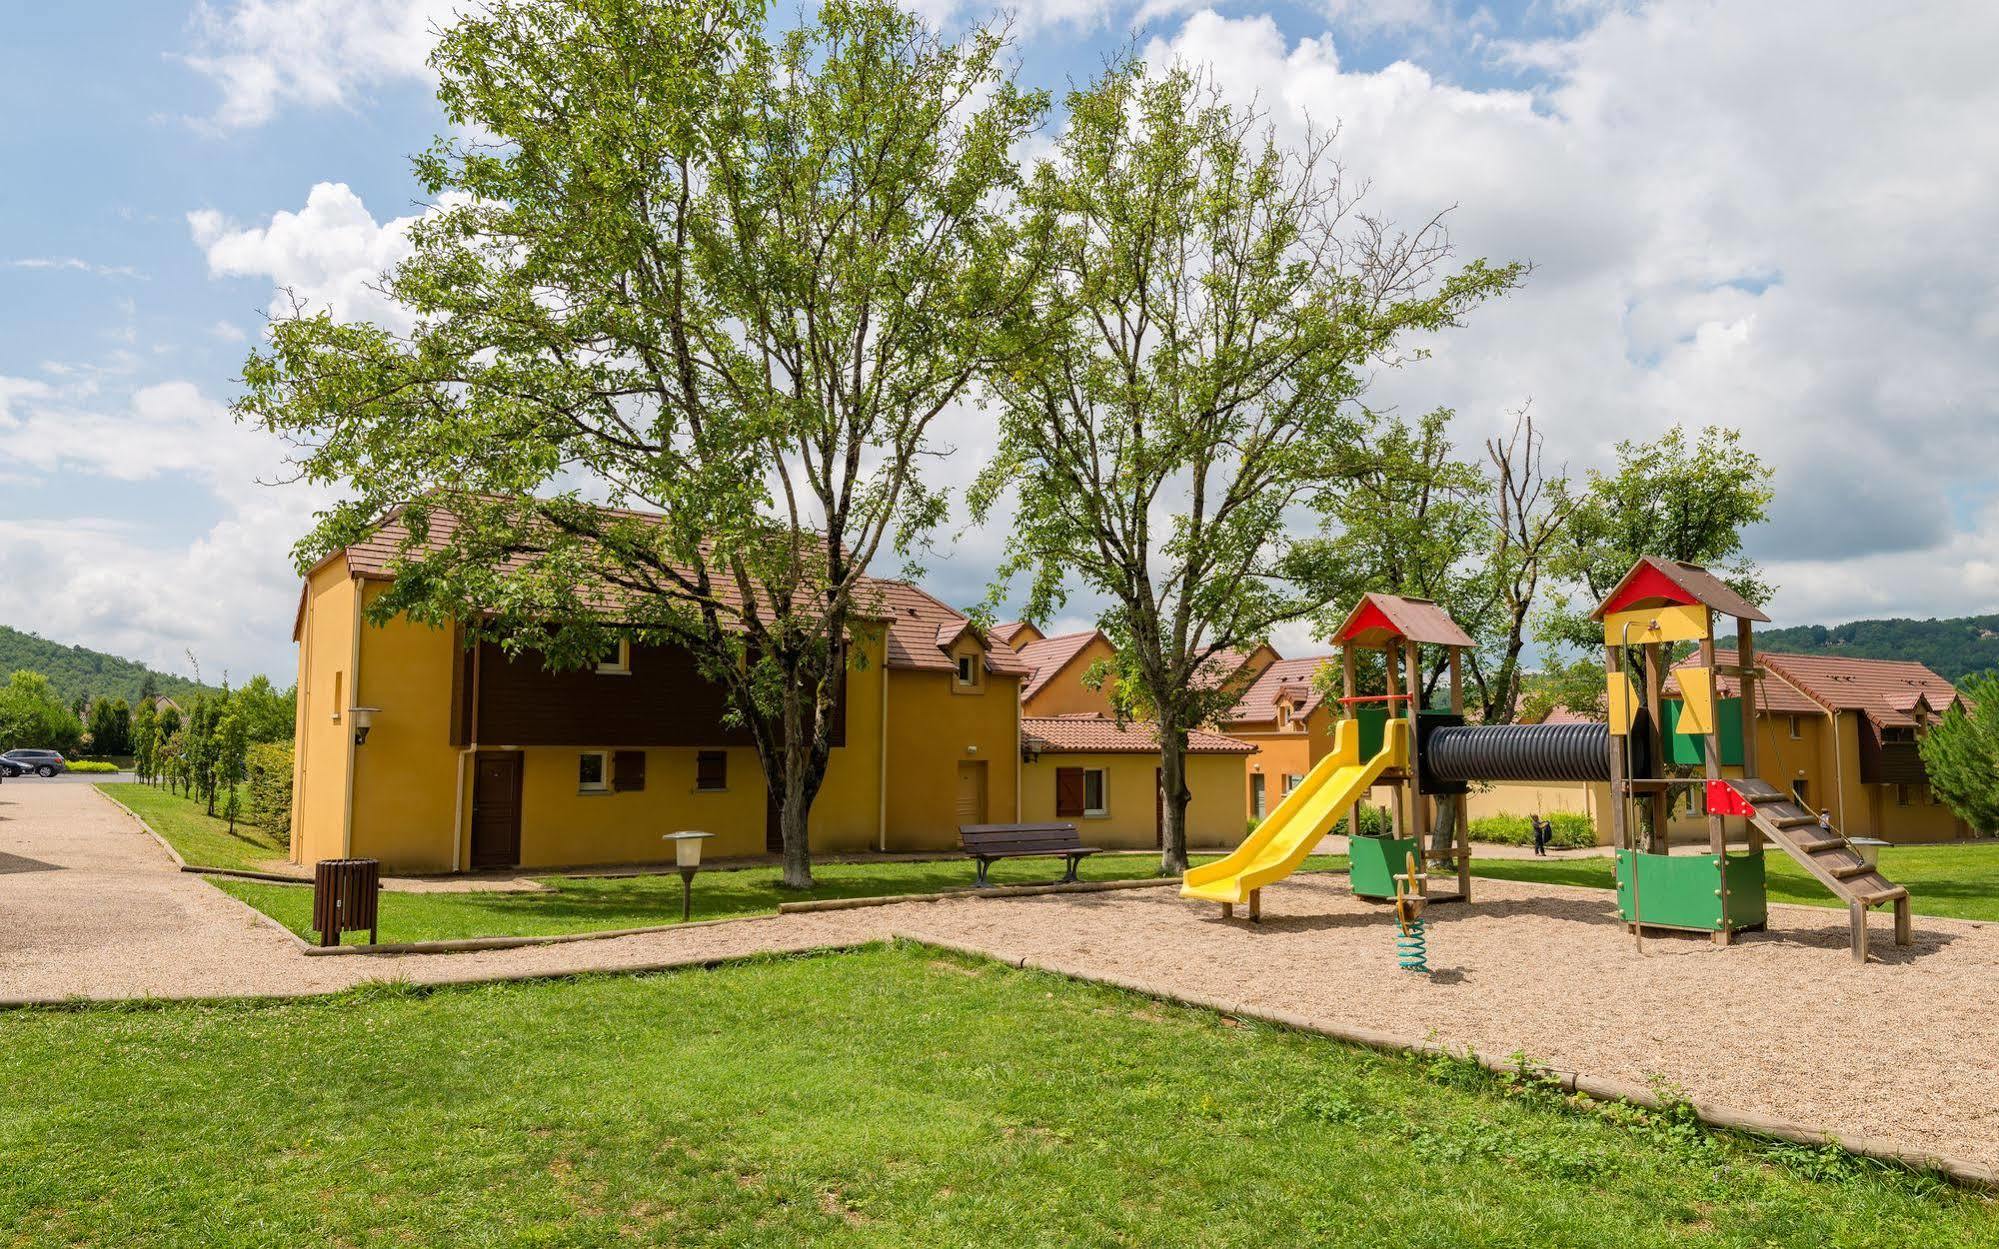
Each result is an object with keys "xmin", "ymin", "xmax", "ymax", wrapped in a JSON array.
[{"xmin": 474, "ymin": 640, "xmax": 847, "ymax": 748}]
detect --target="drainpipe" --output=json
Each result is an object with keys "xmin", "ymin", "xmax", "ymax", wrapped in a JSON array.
[
  {"xmin": 877, "ymin": 640, "xmax": 889, "ymax": 852},
  {"xmin": 340, "ymin": 578, "xmax": 364, "ymax": 858}
]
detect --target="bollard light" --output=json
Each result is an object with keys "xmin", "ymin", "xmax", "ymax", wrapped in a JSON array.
[{"xmin": 662, "ymin": 830, "xmax": 715, "ymax": 922}]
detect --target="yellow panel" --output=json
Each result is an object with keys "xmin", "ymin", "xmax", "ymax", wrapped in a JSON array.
[
  {"xmin": 1677, "ymin": 666, "xmax": 1715, "ymax": 735},
  {"xmin": 1606, "ymin": 673, "xmax": 1639, "ymax": 736},
  {"xmin": 1602, "ymin": 604, "xmax": 1710, "ymax": 646}
]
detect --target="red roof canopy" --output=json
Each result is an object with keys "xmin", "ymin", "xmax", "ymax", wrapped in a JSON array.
[
  {"xmin": 1335, "ymin": 593, "xmax": 1475, "ymax": 648},
  {"xmin": 1592, "ymin": 556, "xmax": 1769, "ymax": 623}
]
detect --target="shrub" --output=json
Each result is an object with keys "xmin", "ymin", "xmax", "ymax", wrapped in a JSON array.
[
  {"xmin": 1468, "ymin": 812, "xmax": 1598, "ymax": 850},
  {"xmin": 65, "ymin": 760, "xmax": 120, "ymax": 774},
  {"xmin": 246, "ymin": 741, "xmax": 294, "ymax": 849}
]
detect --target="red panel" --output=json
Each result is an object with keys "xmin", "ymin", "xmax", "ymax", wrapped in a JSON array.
[
  {"xmin": 1707, "ymin": 780, "xmax": 1757, "ymax": 819},
  {"xmin": 1339, "ymin": 599, "xmax": 1401, "ymax": 643},
  {"xmin": 1602, "ymin": 562, "xmax": 1697, "ymax": 616}
]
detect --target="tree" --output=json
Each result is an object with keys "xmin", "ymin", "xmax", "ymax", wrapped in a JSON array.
[
  {"xmin": 1535, "ymin": 424, "xmax": 1773, "ymax": 715},
  {"xmin": 238, "ymin": 0, "xmax": 1048, "ymax": 889},
  {"xmin": 132, "ymin": 699, "xmax": 160, "ymax": 784},
  {"xmin": 1472, "ymin": 407, "xmax": 1578, "ymax": 723},
  {"xmin": 1919, "ymin": 675, "xmax": 1999, "ymax": 834},
  {"xmin": 217, "ymin": 708, "xmax": 250, "ymax": 833},
  {"xmin": 0, "ymin": 671, "xmax": 83, "ymax": 754},
  {"xmin": 86, "ymin": 696, "xmax": 133, "ymax": 756},
  {"xmin": 233, "ymin": 675, "xmax": 296, "ymax": 743},
  {"xmin": 973, "ymin": 61, "xmax": 1521, "ymax": 872}
]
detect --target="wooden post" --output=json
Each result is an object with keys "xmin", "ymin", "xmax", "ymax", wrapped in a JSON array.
[
  {"xmin": 1736, "ymin": 616, "xmax": 1764, "ymax": 855},
  {"xmin": 1642, "ymin": 642, "xmax": 1670, "ymax": 855},
  {"xmin": 1700, "ymin": 614, "xmax": 1730, "ymax": 946},
  {"xmin": 1343, "ymin": 645, "xmax": 1361, "ymax": 843},
  {"xmin": 1403, "ymin": 639, "xmax": 1425, "ymax": 864},
  {"xmin": 1249, "ymin": 888, "xmax": 1262, "ymax": 922},
  {"xmin": 1850, "ymin": 900, "xmax": 1869, "ymax": 964},
  {"xmin": 1385, "ymin": 643, "xmax": 1404, "ymax": 839},
  {"xmin": 1894, "ymin": 895, "xmax": 1912, "ymax": 947},
  {"xmin": 1605, "ymin": 643, "xmax": 1629, "ymax": 854},
  {"xmin": 1447, "ymin": 644, "xmax": 1469, "ymax": 899}
]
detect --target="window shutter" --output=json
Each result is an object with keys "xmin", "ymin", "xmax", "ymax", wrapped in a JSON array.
[
  {"xmin": 1055, "ymin": 767, "xmax": 1085, "ymax": 818},
  {"xmin": 613, "ymin": 750, "xmax": 646, "ymax": 792},
  {"xmin": 696, "ymin": 751, "xmax": 728, "ymax": 791}
]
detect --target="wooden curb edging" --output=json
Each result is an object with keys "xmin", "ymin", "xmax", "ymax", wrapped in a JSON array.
[
  {"xmin": 777, "ymin": 875, "xmax": 1177, "ymax": 914},
  {"xmin": 900, "ymin": 936, "xmax": 1999, "ymax": 1192}
]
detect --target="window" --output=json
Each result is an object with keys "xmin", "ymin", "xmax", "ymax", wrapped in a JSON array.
[
  {"xmin": 596, "ymin": 637, "xmax": 631, "ymax": 675},
  {"xmin": 696, "ymin": 750, "xmax": 728, "ymax": 792},
  {"xmin": 1787, "ymin": 714, "xmax": 1802, "ymax": 740},
  {"xmin": 955, "ymin": 653, "xmax": 982, "ymax": 689},
  {"xmin": 1250, "ymin": 774, "xmax": 1267, "ymax": 820},
  {"xmin": 1082, "ymin": 768, "xmax": 1107, "ymax": 817},
  {"xmin": 613, "ymin": 750, "xmax": 646, "ymax": 793},
  {"xmin": 331, "ymin": 671, "xmax": 343, "ymax": 722},
  {"xmin": 1283, "ymin": 773, "xmax": 1305, "ymax": 796},
  {"xmin": 1897, "ymin": 783, "xmax": 1913, "ymax": 807},
  {"xmin": 578, "ymin": 751, "xmax": 610, "ymax": 792}
]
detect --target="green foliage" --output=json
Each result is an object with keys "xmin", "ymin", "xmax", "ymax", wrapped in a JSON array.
[
  {"xmin": 85, "ymin": 696, "xmax": 131, "ymax": 756},
  {"xmin": 230, "ymin": 675, "xmax": 295, "ymax": 743},
  {"xmin": 1917, "ymin": 674, "xmax": 1999, "ymax": 833},
  {"xmin": 246, "ymin": 740, "xmax": 294, "ymax": 848},
  {"xmin": 238, "ymin": 0, "xmax": 1049, "ymax": 890},
  {"xmin": 973, "ymin": 58, "xmax": 1520, "ymax": 870},
  {"xmin": 95, "ymin": 782, "xmax": 289, "ymax": 874},
  {"xmin": 0, "ymin": 670, "xmax": 81, "ymax": 753},
  {"xmin": 64, "ymin": 760, "xmax": 120, "ymax": 774},
  {"xmin": 1467, "ymin": 812, "xmax": 1598, "ymax": 849},
  {"xmin": 1757, "ymin": 616, "xmax": 1999, "ymax": 685},
  {"xmin": 0, "ymin": 624, "xmax": 216, "ymax": 710}
]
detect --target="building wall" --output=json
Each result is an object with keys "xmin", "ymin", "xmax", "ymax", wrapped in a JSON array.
[
  {"xmin": 513, "ymin": 744, "xmax": 769, "ymax": 866},
  {"xmin": 290, "ymin": 562, "xmax": 360, "ymax": 867},
  {"xmin": 1020, "ymin": 751, "xmax": 1247, "ymax": 849},
  {"xmin": 348, "ymin": 582, "xmax": 465, "ymax": 871},
  {"xmin": 882, "ymin": 644, "xmax": 1022, "ymax": 851},
  {"xmin": 1233, "ymin": 705, "xmax": 1335, "ymax": 820},
  {"xmin": 1020, "ymin": 634, "xmax": 1119, "ymax": 718}
]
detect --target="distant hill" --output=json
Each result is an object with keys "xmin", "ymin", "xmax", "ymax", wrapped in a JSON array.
[
  {"xmin": 0, "ymin": 624, "xmax": 219, "ymax": 710},
  {"xmin": 1757, "ymin": 615, "xmax": 1999, "ymax": 686}
]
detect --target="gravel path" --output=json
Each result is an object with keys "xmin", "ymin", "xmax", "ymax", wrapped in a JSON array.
[{"xmin": 6, "ymin": 784, "xmax": 1997, "ymax": 1172}]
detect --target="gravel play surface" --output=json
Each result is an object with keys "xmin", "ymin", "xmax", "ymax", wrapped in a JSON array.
[{"xmin": 7, "ymin": 783, "xmax": 1997, "ymax": 1174}]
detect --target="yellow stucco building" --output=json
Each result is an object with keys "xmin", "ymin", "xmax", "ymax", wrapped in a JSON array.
[
  {"xmin": 290, "ymin": 529, "xmax": 1029, "ymax": 873},
  {"xmin": 1217, "ymin": 653, "xmax": 1336, "ymax": 822}
]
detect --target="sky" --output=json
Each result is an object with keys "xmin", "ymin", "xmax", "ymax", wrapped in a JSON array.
[{"xmin": 3, "ymin": 0, "xmax": 1997, "ymax": 687}]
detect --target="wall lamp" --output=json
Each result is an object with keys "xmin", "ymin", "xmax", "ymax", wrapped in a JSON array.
[{"xmin": 348, "ymin": 706, "xmax": 381, "ymax": 746}]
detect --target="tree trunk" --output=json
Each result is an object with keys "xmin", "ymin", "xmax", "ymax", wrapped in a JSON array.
[
  {"xmin": 776, "ymin": 681, "xmax": 815, "ymax": 890},
  {"xmin": 1157, "ymin": 722, "xmax": 1192, "ymax": 876}
]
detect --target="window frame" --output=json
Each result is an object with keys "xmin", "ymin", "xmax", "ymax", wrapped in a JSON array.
[
  {"xmin": 595, "ymin": 637, "xmax": 632, "ymax": 676},
  {"xmin": 577, "ymin": 750, "xmax": 611, "ymax": 793},
  {"xmin": 695, "ymin": 750, "xmax": 728, "ymax": 792},
  {"xmin": 1787, "ymin": 714, "xmax": 1802, "ymax": 740},
  {"xmin": 1250, "ymin": 773, "xmax": 1266, "ymax": 820},
  {"xmin": 954, "ymin": 652, "xmax": 982, "ymax": 690},
  {"xmin": 1082, "ymin": 767, "xmax": 1108, "ymax": 818}
]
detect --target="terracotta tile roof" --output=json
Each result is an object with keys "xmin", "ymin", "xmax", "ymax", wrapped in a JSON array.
[
  {"xmin": 991, "ymin": 621, "xmax": 1030, "ymax": 646},
  {"xmin": 1014, "ymin": 630, "xmax": 1104, "ymax": 703},
  {"xmin": 1336, "ymin": 593, "xmax": 1476, "ymax": 648},
  {"xmin": 1021, "ymin": 715, "xmax": 1255, "ymax": 755},
  {"xmin": 1534, "ymin": 704, "xmax": 1598, "ymax": 726},
  {"xmin": 1667, "ymin": 650, "xmax": 1958, "ymax": 724},
  {"xmin": 1224, "ymin": 656, "xmax": 1334, "ymax": 725},
  {"xmin": 327, "ymin": 502, "xmax": 1026, "ymax": 676}
]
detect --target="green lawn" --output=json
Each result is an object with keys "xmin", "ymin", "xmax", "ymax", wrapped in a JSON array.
[
  {"xmin": 214, "ymin": 854, "xmax": 1347, "ymax": 945},
  {"xmin": 2, "ymin": 944, "xmax": 1988, "ymax": 1246},
  {"xmin": 96, "ymin": 781, "xmax": 288, "ymax": 874},
  {"xmin": 1471, "ymin": 841, "xmax": 1999, "ymax": 922}
]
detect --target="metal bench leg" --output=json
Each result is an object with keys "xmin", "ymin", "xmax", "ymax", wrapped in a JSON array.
[
  {"xmin": 974, "ymin": 857, "xmax": 993, "ymax": 889},
  {"xmin": 1062, "ymin": 854, "xmax": 1081, "ymax": 884}
]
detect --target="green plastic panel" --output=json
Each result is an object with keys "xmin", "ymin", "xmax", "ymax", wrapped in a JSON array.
[
  {"xmin": 1614, "ymin": 848, "xmax": 1766, "ymax": 931},
  {"xmin": 1661, "ymin": 696, "xmax": 1745, "ymax": 767},
  {"xmin": 1348, "ymin": 834, "xmax": 1421, "ymax": 900}
]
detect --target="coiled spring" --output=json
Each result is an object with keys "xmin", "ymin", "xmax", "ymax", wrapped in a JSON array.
[{"xmin": 1395, "ymin": 916, "xmax": 1430, "ymax": 973}]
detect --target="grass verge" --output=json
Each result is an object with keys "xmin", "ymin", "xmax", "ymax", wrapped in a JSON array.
[
  {"xmin": 2, "ymin": 944, "xmax": 1988, "ymax": 1246},
  {"xmin": 94, "ymin": 781, "xmax": 288, "ymax": 874},
  {"xmin": 213, "ymin": 854, "xmax": 1347, "ymax": 946},
  {"xmin": 1470, "ymin": 840, "xmax": 1999, "ymax": 922}
]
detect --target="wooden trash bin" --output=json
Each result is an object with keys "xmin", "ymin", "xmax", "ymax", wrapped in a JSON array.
[{"xmin": 312, "ymin": 858, "xmax": 380, "ymax": 948}]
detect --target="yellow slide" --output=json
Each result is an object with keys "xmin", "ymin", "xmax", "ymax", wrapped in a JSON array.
[{"xmin": 1182, "ymin": 718, "xmax": 1408, "ymax": 906}]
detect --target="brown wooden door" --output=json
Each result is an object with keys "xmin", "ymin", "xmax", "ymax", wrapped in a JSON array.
[
  {"xmin": 470, "ymin": 752, "xmax": 523, "ymax": 869},
  {"xmin": 955, "ymin": 761, "xmax": 988, "ymax": 826}
]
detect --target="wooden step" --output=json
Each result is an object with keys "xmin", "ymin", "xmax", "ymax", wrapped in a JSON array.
[
  {"xmin": 1856, "ymin": 885, "xmax": 1908, "ymax": 906},
  {"xmin": 1769, "ymin": 815, "xmax": 1821, "ymax": 829},
  {"xmin": 1791, "ymin": 837, "xmax": 1845, "ymax": 854},
  {"xmin": 1826, "ymin": 860, "xmax": 1871, "ymax": 880}
]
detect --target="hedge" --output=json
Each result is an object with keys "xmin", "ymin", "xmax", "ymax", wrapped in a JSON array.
[
  {"xmin": 246, "ymin": 741, "xmax": 294, "ymax": 849},
  {"xmin": 65, "ymin": 760, "xmax": 120, "ymax": 774},
  {"xmin": 1467, "ymin": 811, "xmax": 1598, "ymax": 850}
]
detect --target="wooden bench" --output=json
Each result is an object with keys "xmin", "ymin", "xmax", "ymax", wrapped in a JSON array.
[{"xmin": 958, "ymin": 823, "xmax": 1102, "ymax": 888}]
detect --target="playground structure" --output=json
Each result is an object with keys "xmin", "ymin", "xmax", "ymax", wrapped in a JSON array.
[{"xmin": 1182, "ymin": 558, "xmax": 1914, "ymax": 964}]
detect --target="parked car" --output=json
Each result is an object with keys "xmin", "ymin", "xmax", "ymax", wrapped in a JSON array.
[{"xmin": 0, "ymin": 749, "xmax": 68, "ymax": 777}]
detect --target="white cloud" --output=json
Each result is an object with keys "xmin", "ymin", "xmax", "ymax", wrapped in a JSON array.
[
  {"xmin": 210, "ymin": 320, "xmax": 248, "ymax": 343},
  {"xmin": 0, "ymin": 371, "xmax": 328, "ymax": 680},
  {"xmin": 1143, "ymin": 3, "xmax": 1999, "ymax": 627},
  {"xmin": 190, "ymin": 182, "xmax": 426, "ymax": 329},
  {"xmin": 6, "ymin": 257, "xmax": 145, "ymax": 279},
  {"xmin": 184, "ymin": 0, "xmax": 460, "ymax": 129}
]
